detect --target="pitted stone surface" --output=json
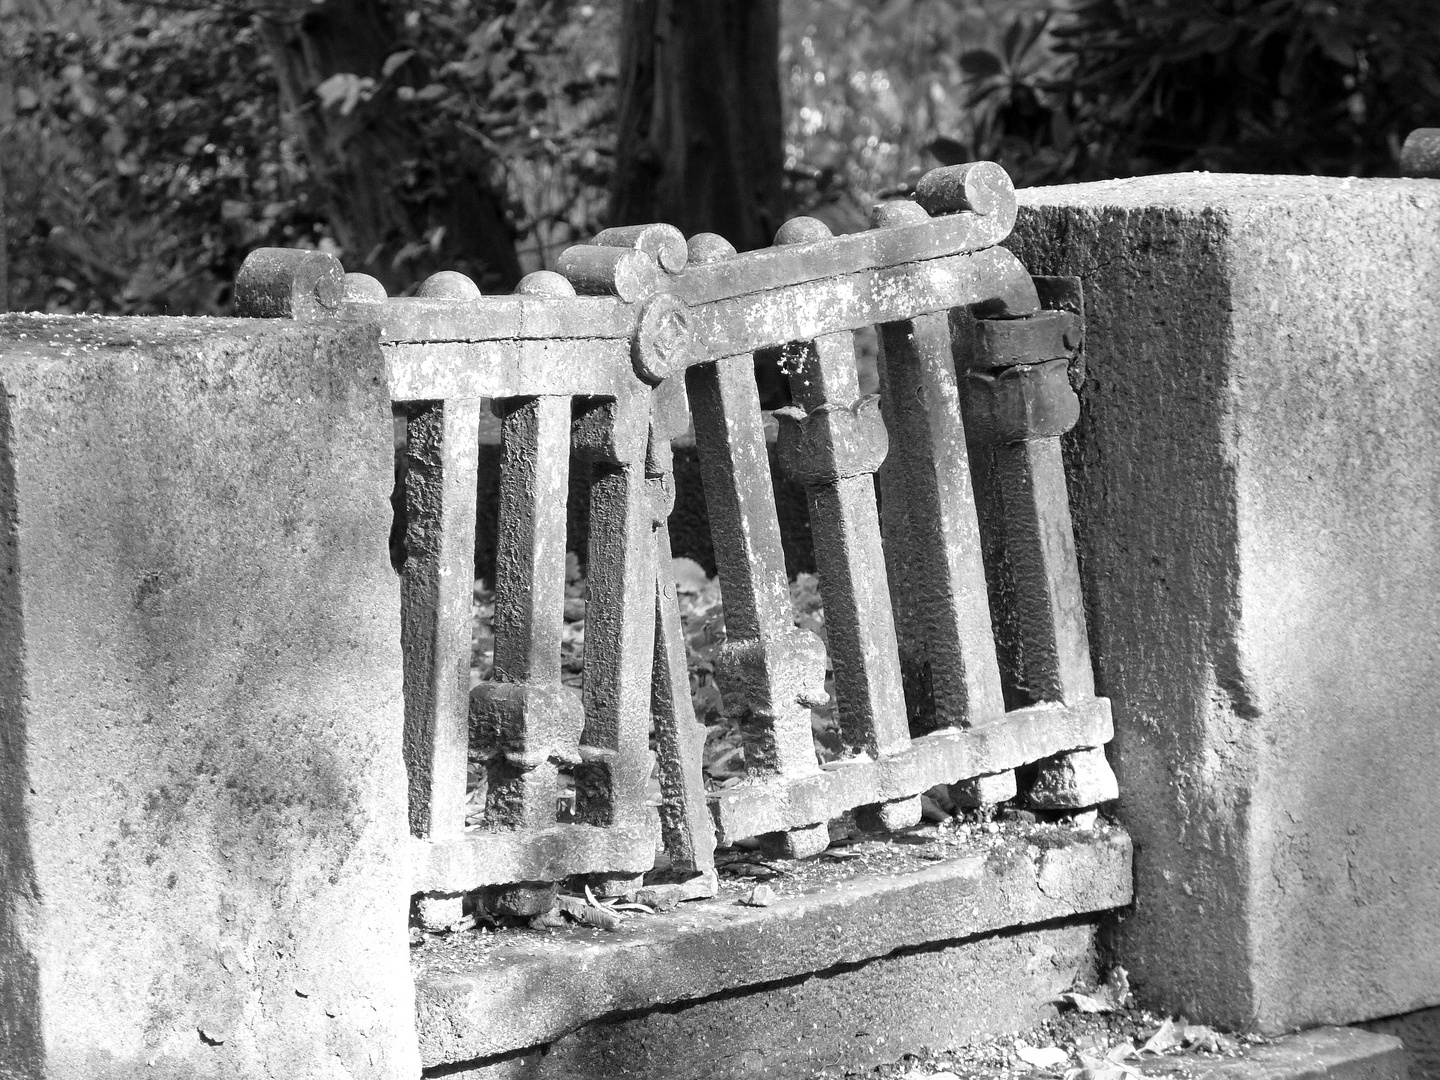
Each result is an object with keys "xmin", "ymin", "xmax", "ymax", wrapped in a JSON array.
[
  {"xmin": 0, "ymin": 315, "xmax": 417, "ymax": 1078},
  {"xmin": 1008, "ymin": 173, "xmax": 1440, "ymax": 1033},
  {"xmin": 411, "ymin": 825, "xmax": 1132, "ymax": 1066},
  {"xmin": 440, "ymin": 923, "xmax": 1099, "ymax": 1080}
]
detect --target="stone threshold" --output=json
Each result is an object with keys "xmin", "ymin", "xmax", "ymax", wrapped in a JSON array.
[
  {"xmin": 412, "ymin": 821, "xmax": 1133, "ymax": 1070},
  {"xmin": 1134, "ymin": 1026, "xmax": 1405, "ymax": 1080}
]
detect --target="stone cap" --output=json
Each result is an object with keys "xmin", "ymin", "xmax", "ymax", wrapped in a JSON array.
[{"xmin": 1017, "ymin": 172, "xmax": 1438, "ymax": 211}]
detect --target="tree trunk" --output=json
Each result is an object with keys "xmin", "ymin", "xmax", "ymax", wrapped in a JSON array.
[
  {"xmin": 611, "ymin": 0, "xmax": 784, "ymax": 252},
  {"xmin": 258, "ymin": 0, "xmax": 521, "ymax": 293}
]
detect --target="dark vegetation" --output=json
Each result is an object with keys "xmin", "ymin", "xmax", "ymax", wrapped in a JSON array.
[{"xmin": 3, "ymin": 0, "xmax": 1438, "ymax": 314}]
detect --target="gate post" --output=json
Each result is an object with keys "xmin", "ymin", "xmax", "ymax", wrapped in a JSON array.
[{"xmin": 0, "ymin": 314, "xmax": 418, "ymax": 1078}]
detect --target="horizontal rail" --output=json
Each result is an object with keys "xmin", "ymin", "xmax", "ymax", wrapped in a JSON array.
[
  {"xmin": 382, "ymin": 248, "xmax": 1040, "ymax": 403},
  {"xmin": 687, "ymin": 245, "xmax": 1039, "ymax": 362},
  {"xmin": 708, "ymin": 698, "xmax": 1112, "ymax": 845},
  {"xmin": 352, "ymin": 294, "xmax": 636, "ymax": 344},
  {"xmin": 669, "ymin": 200, "xmax": 1015, "ymax": 306},
  {"xmin": 386, "ymin": 338, "xmax": 637, "ymax": 402},
  {"xmin": 411, "ymin": 820, "xmax": 660, "ymax": 894}
]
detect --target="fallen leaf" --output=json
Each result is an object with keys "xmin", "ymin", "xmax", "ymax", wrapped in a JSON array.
[
  {"xmin": 1059, "ymin": 991, "xmax": 1114, "ymax": 1013},
  {"xmin": 556, "ymin": 893, "xmax": 622, "ymax": 930},
  {"xmin": 1106, "ymin": 1041, "xmax": 1138, "ymax": 1064},
  {"xmin": 1140, "ymin": 1016, "xmax": 1187, "ymax": 1055},
  {"xmin": 1016, "ymin": 1044, "xmax": 1070, "ymax": 1068},
  {"xmin": 1103, "ymin": 965, "xmax": 1131, "ymax": 1007},
  {"xmin": 1076, "ymin": 1048, "xmax": 1141, "ymax": 1080},
  {"xmin": 739, "ymin": 884, "xmax": 776, "ymax": 907},
  {"xmin": 1183, "ymin": 1024, "xmax": 1222, "ymax": 1053},
  {"xmin": 528, "ymin": 908, "xmax": 565, "ymax": 930}
]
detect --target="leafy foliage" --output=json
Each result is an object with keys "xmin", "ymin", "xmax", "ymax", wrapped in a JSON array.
[
  {"xmin": 367, "ymin": 0, "xmax": 619, "ymax": 276},
  {"xmin": 780, "ymin": 0, "xmax": 1063, "ymax": 228},
  {"xmin": 781, "ymin": 0, "xmax": 1440, "ymax": 223},
  {"xmin": 7, "ymin": 0, "xmax": 1438, "ymax": 314},
  {"xmin": 1055, "ymin": 0, "xmax": 1440, "ymax": 177},
  {"xmin": 3, "ymin": 9, "xmax": 323, "ymax": 314},
  {"xmin": 2, "ymin": 0, "xmax": 620, "ymax": 313}
]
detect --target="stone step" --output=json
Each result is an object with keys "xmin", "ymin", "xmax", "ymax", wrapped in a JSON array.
[
  {"xmin": 1132, "ymin": 1026, "xmax": 1407, "ymax": 1080},
  {"xmin": 411, "ymin": 821, "xmax": 1133, "ymax": 1076}
]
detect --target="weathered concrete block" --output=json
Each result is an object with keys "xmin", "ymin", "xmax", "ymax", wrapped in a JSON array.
[
  {"xmin": 441, "ymin": 922, "xmax": 1099, "ymax": 1080},
  {"xmin": 1007, "ymin": 174, "xmax": 1440, "ymax": 1033},
  {"xmin": 413, "ymin": 825, "xmax": 1132, "ymax": 1069},
  {"xmin": 0, "ymin": 315, "xmax": 418, "ymax": 1077}
]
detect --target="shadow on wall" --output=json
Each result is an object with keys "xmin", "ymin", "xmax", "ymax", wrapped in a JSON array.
[{"xmin": 0, "ymin": 386, "xmax": 44, "ymax": 1080}]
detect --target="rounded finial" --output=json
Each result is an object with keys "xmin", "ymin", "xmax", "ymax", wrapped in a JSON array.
[
  {"xmin": 869, "ymin": 200, "xmax": 931, "ymax": 228},
  {"xmin": 774, "ymin": 216, "xmax": 834, "ymax": 246},
  {"xmin": 687, "ymin": 233, "xmax": 737, "ymax": 266},
  {"xmin": 341, "ymin": 272, "xmax": 388, "ymax": 303},
  {"xmin": 514, "ymin": 270, "xmax": 577, "ymax": 297},
  {"xmin": 417, "ymin": 271, "xmax": 482, "ymax": 300}
]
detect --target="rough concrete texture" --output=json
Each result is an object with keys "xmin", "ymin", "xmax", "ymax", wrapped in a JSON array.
[
  {"xmin": 430, "ymin": 921, "xmax": 1098, "ymax": 1080},
  {"xmin": 414, "ymin": 826, "xmax": 1132, "ymax": 1064},
  {"xmin": 1365, "ymin": 1006, "xmax": 1440, "ymax": 1080},
  {"xmin": 1006, "ymin": 174, "xmax": 1440, "ymax": 1033},
  {"xmin": 0, "ymin": 315, "xmax": 419, "ymax": 1078}
]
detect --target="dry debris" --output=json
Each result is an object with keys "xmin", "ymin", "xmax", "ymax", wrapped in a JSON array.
[
  {"xmin": 814, "ymin": 991, "xmax": 1262, "ymax": 1080},
  {"xmin": 739, "ymin": 884, "xmax": 777, "ymax": 907}
]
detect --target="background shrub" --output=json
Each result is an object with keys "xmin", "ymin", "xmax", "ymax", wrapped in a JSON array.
[{"xmin": 4, "ymin": 0, "xmax": 1438, "ymax": 314}]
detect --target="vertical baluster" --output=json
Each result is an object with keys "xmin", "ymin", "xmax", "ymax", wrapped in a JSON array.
[
  {"xmin": 401, "ymin": 396, "xmax": 480, "ymax": 840},
  {"xmin": 685, "ymin": 233, "xmax": 829, "ymax": 858},
  {"xmin": 985, "ymin": 439, "xmax": 1093, "ymax": 702},
  {"xmin": 472, "ymin": 272, "xmax": 589, "ymax": 854},
  {"xmin": 401, "ymin": 397, "xmax": 481, "ymax": 927},
  {"xmin": 769, "ymin": 216, "xmax": 915, "ymax": 833},
  {"xmin": 769, "ymin": 218, "xmax": 909, "ymax": 765},
  {"xmin": 573, "ymin": 395, "xmax": 658, "ymax": 837},
  {"xmin": 903, "ymin": 166, "xmax": 1035, "ymax": 809},
  {"xmin": 870, "ymin": 200, "xmax": 1008, "ymax": 734},
  {"xmin": 960, "ymin": 306, "xmax": 1090, "ymax": 705},
  {"xmin": 960, "ymin": 294, "xmax": 1118, "ymax": 809},
  {"xmin": 647, "ymin": 376, "xmax": 717, "ymax": 881},
  {"xmin": 471, "ymin": 394, "xmax": 580, "ymax": 829}
]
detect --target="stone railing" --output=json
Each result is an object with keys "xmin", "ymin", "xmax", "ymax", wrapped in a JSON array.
[{"xmin": 235, "ymin": 161, "xmax": 1117, "ymax": 926}]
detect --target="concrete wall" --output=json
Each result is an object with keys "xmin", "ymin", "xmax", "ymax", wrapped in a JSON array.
[
  {"xmin": 1006, "ymin": 174, "xmax": 1440, "ymax": 1033},
  {"xmin": 0, "ymin": 315, "xmax": 418, "ymax": 1078}
]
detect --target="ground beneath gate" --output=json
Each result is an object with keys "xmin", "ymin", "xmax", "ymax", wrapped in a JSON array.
[{"xmin": 836, "ymin": 1018, "xmax": 1405, "ymax": 1080}]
